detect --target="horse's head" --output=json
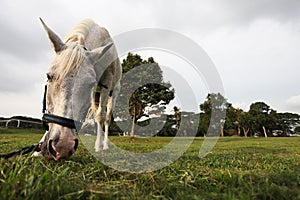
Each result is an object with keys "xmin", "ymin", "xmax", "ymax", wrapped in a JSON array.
[{"xmin": 40, "ymin": 18, "xmax": 114, "ymax": 160}]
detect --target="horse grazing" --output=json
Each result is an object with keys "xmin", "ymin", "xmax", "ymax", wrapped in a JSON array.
[{"xmin": 33, "ymin": 18, "xmax": 121, "ymax": 160}]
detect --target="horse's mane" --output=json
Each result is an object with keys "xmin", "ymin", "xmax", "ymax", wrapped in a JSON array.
[
  {"xmin": 53, "ymin": 19, "xmax": 95, "ymax": 82},
  {"xmin": 64, "ymin": 19, "xmax": 95, "ymax": 45},
  {"xmin": 53, "ymin": 44, "xmax": 84, "ymax": 81}
]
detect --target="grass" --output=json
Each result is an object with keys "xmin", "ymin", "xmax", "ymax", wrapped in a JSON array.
[{"xmin": 1, "ymin": 128, "xmax": 300, "ymax": 199}]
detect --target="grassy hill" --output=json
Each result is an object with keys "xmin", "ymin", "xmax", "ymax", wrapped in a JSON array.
[{"xmin": 1, "ymin": 128, "xmax": 300, "ymax": 199}]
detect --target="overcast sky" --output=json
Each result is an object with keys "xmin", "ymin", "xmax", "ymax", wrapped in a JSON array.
[{"xmin": 1, "ymin": 0, "xmax": 300, "ymax": 118}]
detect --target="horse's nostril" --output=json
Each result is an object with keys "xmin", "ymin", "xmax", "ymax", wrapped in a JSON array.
[
  {"xmin": 74, "ymin": 138, "xmax": 79, "ymax": 151},
  {"xmin": 48, "ymin": 139, "xmax": 57, "ymax": 158},
  {"xmin": 68, "ymin": 150, "xmax": 73, "ymax": 157}
]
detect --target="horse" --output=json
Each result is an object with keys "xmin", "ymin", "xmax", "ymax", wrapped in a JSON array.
[{"xmin": 33, "ymin": 18, "xmax": 122, "ymax": 160}]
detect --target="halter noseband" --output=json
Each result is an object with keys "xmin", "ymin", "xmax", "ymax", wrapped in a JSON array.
[{"xmin": 42, "ymin": 85, "xmax": 82, "ymax": 130}]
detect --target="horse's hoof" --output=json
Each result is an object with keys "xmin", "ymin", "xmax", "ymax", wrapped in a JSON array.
[{"xmin": 95, "ymin": 147, "xmax": 100, "ymax": 152}]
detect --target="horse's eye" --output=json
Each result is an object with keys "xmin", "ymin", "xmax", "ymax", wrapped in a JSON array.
[{"xmin": 47, "ymin": 73, "xmax": 53, "ymax": 81}]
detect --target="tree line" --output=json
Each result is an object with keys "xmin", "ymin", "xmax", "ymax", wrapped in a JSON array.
[
  {"xmin": 110, "ymin": 53, "xmax": 300, "ymax": 137},
  {"xmin": 197, "ymin": 93, "xmax": 300, "ymax": 137}
]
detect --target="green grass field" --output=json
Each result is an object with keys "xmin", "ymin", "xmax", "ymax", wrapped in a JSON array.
[{"xmin": 1, "ymin": 128, "xmax": 300, "ymax": 199}]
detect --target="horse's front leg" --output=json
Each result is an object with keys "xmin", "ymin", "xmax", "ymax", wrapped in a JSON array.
[
  {"xmin": 103, "ymin": 83, "xmax": 120, "ymax": 150},
  {"xmin": 94, "ymin": 88, "xmax": 109, "ymax": 152},
  {"xmin": 103, "ymin": 95, "xmax": 113, "ymax": 150},
  {"xmin": 95, "ymin": 105, "xmax": 104, "ymax": 152}
]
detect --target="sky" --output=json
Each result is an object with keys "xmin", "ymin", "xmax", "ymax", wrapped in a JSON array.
[{"xmin": 0, "ymin": 0, "xmax": 300, "ymax": 118}]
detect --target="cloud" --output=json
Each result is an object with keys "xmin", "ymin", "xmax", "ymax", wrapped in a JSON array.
[
  {"xmin": 201, "ymin": 17, "xmax": 300, "ymax": 111},
  {"xmin": 0, "ymin": 18, "xmax": 45, "ymax": 61},
  {"xmin": 0, "ymin": 0, "xmax": 300, "ymax": 117},
  {"xmin": 0, "ymin": 88, "xmax": 43, "ymax": 118},
  {"xmin": 147, "ymin": 0, "xmax": 300, "ymax": 36},
  {"xmin": 216, "ymin": 0, "xmax": 300, "ymax": 23},
  {"xmin": 0, "ymin": 52, "xmax": 45, "ymax": 93},
  {"xmin": 286, "ymin": 95, "xmax": 300, "ymax": 113},
  {"xmin": 0, "ymin": 1, "xmax": 70, "ymax": 60},
  {"xmin": 0, "ymin": 1, "xmax": 72, "ymax": 94}
]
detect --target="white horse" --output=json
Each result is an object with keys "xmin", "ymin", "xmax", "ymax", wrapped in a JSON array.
[{"xmin": 33, "ymin": 18, "xmax": 121, "ymax": 160}]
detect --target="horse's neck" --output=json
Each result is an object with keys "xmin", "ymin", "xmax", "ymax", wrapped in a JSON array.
[
  {"xmin": 85, "ymin": 25, "xmax": 112, "ymax": 50},
  {"xmin": 66, "ymin": 20, "xmax": 119, "ymax": 85},
  {"xmin": 84, "ymin": 24, "xmax": 116, "ymax": 80}
]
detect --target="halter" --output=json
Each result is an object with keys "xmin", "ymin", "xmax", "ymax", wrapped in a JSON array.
[
  {"xmin": 0, "ymin": 86, "xmax": 79, "ymax": 159},
  {"xmin": 42, "ymin": 85, "xmax": 82, "ymax": 130}
]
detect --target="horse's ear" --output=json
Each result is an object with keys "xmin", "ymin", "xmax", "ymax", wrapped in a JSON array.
[
  {"xmin": 40, "ymin": 18, "xmax": 66, "ymax": 53},
  {"xmin": 91, "ymin": 42, "xmax": 115, "ymax": 64},
  {"xmin": 92, "ymin": 42, "xmax": 114, "ymax": 57}
]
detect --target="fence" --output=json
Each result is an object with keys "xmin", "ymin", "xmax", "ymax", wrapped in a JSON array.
[{"xmin": 0, "ymin": 119, "xmax": 44, "ymax": 130}]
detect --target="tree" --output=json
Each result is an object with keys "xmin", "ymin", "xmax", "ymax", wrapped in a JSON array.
[
  {"xmin": 199, "ymin": 93, "xmax": 229, "ymax": 136},
  {"xmin": 197, "ymin": 112, "xmax": 209, "ymax": 136},
  {"xmin": 234, "ymin": 108, "xmax": 244, "ymax": 136},
  {"xmin": 197, "ymin": 97, "xmax": 300, "ymax": 137},
  {"xmin": 239, "ymin": 111, "xmax": 252, "ymax": 137},
  {"xmin": 156, "ymin": 114, "xmax": 177, "ymax": 136},
  {"xmin": 224, "ymin": 105, "xmax": 236, "ymax": 135},
  {"xmin": 173, "ymin": 106, "xmax": 181, "ymax": 132},
  {"xmin": 275, "ymin": 112, "xmax": 300, "ymax": 134},
  {"xmin": 116, "ymin": 53, "xmax": 174, "ymax": 138},
  {"xmin": 248, "ymin": 102, "xmax": 276, "ymax": 137}
]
